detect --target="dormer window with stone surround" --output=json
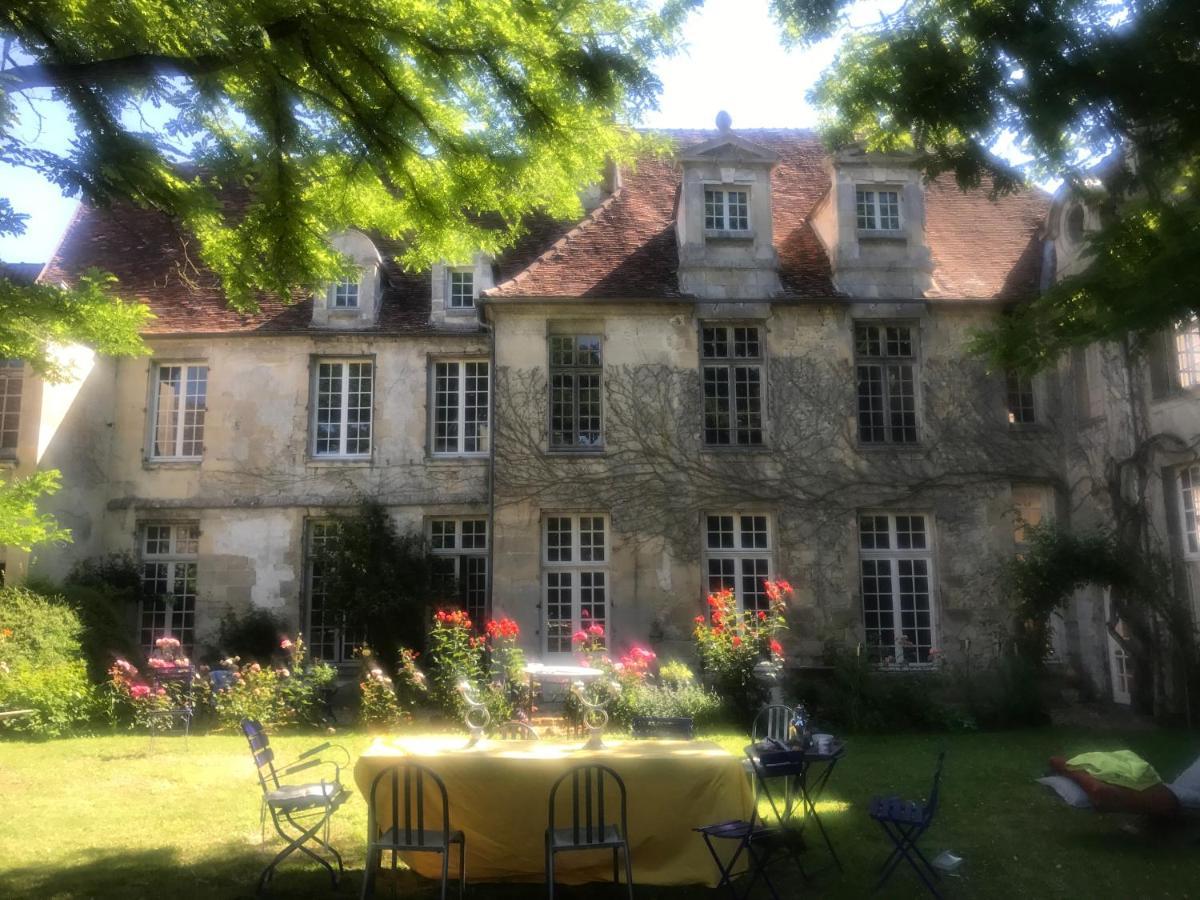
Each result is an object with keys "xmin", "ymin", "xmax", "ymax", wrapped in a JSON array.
[
  {"xmin": 856, "ymin": 188, "xmax": 901, "ymax": 233},
  {"xmin": 312, "ymin": 230, "xmax": 383, "ymax": 330},
  {"xmin": 331, "ymin": 274, "xmax": 360, "ymax": 309},
  {"xmin": 704, "ymin": 187, "xmax": 750, "ymax": 234},
  {"xmin": 448, "ymin": 268, "xmax": 475, "ymax": 310}
]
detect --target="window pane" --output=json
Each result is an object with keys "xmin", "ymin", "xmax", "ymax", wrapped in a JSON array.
[
  {"xmin": 1182, "ymin": 466, "xmax": 1199, "ymax": 554},
  {"xmin": 857, "ymin": 364, "xmax": 886, "ymax": 443},
  {"xmin": 577, "ymin": 373, "xmax": 602, "ymax": 446},
  {"xmin": 858, "ymin": 515, "xmax": 890, "ymax": 550},
  {"xmin": 860, "ymin": 558, "xmax": 894, "ymax": 662},
  {"xmin": 895, "ymin": 515, "xmax": 927, "ymax": 550},
  {"xmin": 549, "ymin": 336, "xmax": 602, "ymax": 448},
  {"xmin": 878, "ymin": 191, "xmax": 900, "ymax": 230},
  {"xmin": 704, "ymin": 189, "xmax": 724, "ymax": 230},
  {"xmin": 580, "ymin": 571, "xmax": 607, "ymax": 646},
  {"xmin": 898, "ymin": 558, "xmax": 933, "ymax": 661},
  {"xmin": 740, "ymin": 558, "xmax": 770, "ymax": 613},
  {"xmin": 153, "ymin": 365, "xmax": 183, "ymax": 457},
  {"xmin": 733, "ymin": 366, "xmax": 763, "ymax": 445},
  {"xmin": 546, "ymin": 517, "xmax": 572, "ymax": 563},
  {"xmin": 579, "ymin": 516, "xmax": 605, "ymax": 562},
  {"xmin": 139, "ymin": 524, "xmax": 198, "ymax": 652},
  {"xmin": 887, "ymin": 363, "xmax": 918, "ymax": 443},
  {"xmin": 707, "ymin": 515, "xmax": 735, "ymax": 549},
  {"xmin": 449, "ymin": 270, "xmax": 475, "ymax": 309},
  {"xmin": 1176, "ymin": 317, "xmax": 1200, "ymax": 388},
  {"xmin": 727, "ymin": 191, "xmax": 749, "ymax": 230},
  {"xmin": 855, "ymin": 323, "xmax": 881, "ymax": 358},
  {"xmin": 463, "ymin": 361, "xmax": 489, "ymax": 453},
  {"xmin": 855, "ymin": 190, "xmax": 875, "ymax": 230},
  {"xmin": 461, "ymin": 519, "xmax": 487, "ymax": 550},
  {"xmin": 701, "ymin": 326, "xmax": 729, "ymax": 360},
  {"xmin": 181, "ymin": 366, "xmax": 207, "ymax": 457},
  {"xmin": 546, "ymin": 571, "xmax": 573, "ymax": 653},
  {"xmin": 703, "ymin": 367, "xmax": 732, "ymax": 445},
  {"xmin": 434, "ymin": 362, "xmax": 460, "ymax": 453},
  {"xmin": 1006, "ymin": 370, "xmax": 1037, "ymax": 424},
  {"xmin": 431, "ymin": 520, "xmax": 456, "ymax": 551},
  {"xmin": 0, "ymin": 360, "xmax": 21, "ymax": 451},
  {"xmin": 345, "ymin": 362, "xmax": 372, "ymax": 454},
  {"xmin": 333, "ymin": 276, "xmax": 359, "ymax": 308},
  {"xmin": 315, "ymin": 362, "xmax": 343, "ymax": 455},
  {"xmin": 739, "ymin": 515, "xmax": 768, "ymax": 549},
  {"xmin": 707, "ymin": 557, "xmax": 735, "ymax": 595}
]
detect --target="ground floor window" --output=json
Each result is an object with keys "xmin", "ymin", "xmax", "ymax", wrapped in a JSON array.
[
  {"xmin": 703, "ymin": 513, "xmax": 773, "ymax": 613},
  {"xmin": 305, "ymin": 521, "xmax": 363, "ymax": 663},
  {"xmin": 139, "ymin": 522, "xmax": 199, "ymax": 651},
  {"xmin": 859, "ymin": 512, "xmax": 937, "ymax": 664},
  {"xmin": 430, "ymin": 517, "xmax": 489, "ymax": 625},
  {"xmin": 543, "ymin": 514, "xmax": 608, "ymax": 655}
]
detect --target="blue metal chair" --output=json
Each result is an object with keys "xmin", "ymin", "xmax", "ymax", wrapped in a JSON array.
[
  {"xmin": 240, "ymin": 718, "xmax": 350, "ymax": 896},
  {"xmin": 694, "ymin": 785, "xmax": 783, "ymax": 900},
  {"xmin": 147, "ymin": 665, "xmax": 196, "ymax": 747},
  {"xmin": 545, "ymin": 764, "xmax": 634, "ymax": 899},
  {"xmin": 361, "ymin": 762, "xmax": 465, "ymax": 900},
  {"xmin": 630, "ymin": 715, "xmax": 694, "ymax": 739},
  {"xmin": 869, "ymin": 751, "xmax": 946, "ymax": 898}
]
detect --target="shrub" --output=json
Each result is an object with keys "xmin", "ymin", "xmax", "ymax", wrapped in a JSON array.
[
  {"xmin": 0, "ymin": 586, "xmax": 100, "ymax": 737},
  {"xmin": 355, "ymin": 645, "xmax": 426, "ymax": 730},
  {"xmin": 209, "ymin": 607, "xmax": 287, "ymax": 664},
  {"xmin": 426, "ymin": 611, "xmax": 530, "ymax": 726},
  {"xmin": 693, "ymin": 580, "xmax": 791, "ymax": 720},
  {"xmin": 564, "ymin": 649, "xmax": 722, "ymax": 731},
  {"xmin": 206, "ymin": 635, "xmax": 336, "ymax": 731}
]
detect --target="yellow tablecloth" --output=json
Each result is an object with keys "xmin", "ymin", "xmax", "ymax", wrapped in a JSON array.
[{"xmin": 354, "ymin": 735, "xmax": 753, "ymax": 886}]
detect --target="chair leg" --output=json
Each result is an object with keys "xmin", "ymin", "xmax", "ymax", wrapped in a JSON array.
[
  {"xmin": 622, "ymin": 843, "xmax": 634, "ymax": 900},
  {"xmin": 441, "ymin": 849, "xmax": 450, "ymax": 900},
  {"xmin": 612, "ymin": 847, "xmax": 619, "ymax": 885},
  {"xmin": 360, "ymin": 848, "xmax": 378, "ymax": 900},
  {"xmin": 458, "ymin": 839, "xmax": 467, "ymax": 899}
]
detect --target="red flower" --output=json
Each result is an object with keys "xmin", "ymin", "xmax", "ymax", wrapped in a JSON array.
[
  {"xmin": 731, "ymin": 636, "xmax": 742, "ymax": 648},
  {"xmin": 756, "ymin": 610, "xmax": 767, "ymax": 621},
  {"xmin": 769, "ymin": 639, "xmax": 784, "ymax": 657},
  {"xmin": 694, "ymin": 615, "xmax": 705, "ymax": 624}
]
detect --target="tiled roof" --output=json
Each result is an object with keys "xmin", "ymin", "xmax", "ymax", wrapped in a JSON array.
[
  {"xmin": 38, "ymin": 130, "xmax": 1051, "ymax": 335},
  {"xmin": 487, "ymin": 129, "xmax": 1050, "ymax": 302},
  {"xmin": 0, "ymin": 261, "xmax": 44, "ymax": 284}
]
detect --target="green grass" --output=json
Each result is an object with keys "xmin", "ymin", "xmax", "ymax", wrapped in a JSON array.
[{"xmin": 0, "ymin": 726, "xmax": 1197, "ymax": 899}]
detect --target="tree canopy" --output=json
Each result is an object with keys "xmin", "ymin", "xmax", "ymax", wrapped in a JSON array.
[{"xmin": 772, "ymin": 0, "xmax": 1200, "ymax": 370}]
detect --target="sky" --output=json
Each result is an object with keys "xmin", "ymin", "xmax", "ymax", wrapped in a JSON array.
[{"xmin": 0, "ymin": 0, "xmax": 881, "ymax": 265}]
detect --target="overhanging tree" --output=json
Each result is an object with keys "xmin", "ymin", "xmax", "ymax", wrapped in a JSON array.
[{"xmin": 772, "ymin": 0, "xmax": 1200, "ymax": 371}]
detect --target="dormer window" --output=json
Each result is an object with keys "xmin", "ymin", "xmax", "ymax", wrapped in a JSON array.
[
  {"xmin": 449, "ymin": 269, "xmax": 475, "ymax": 310},
  {"xmin": 331, "ymin": 274, "xmax": 359, "ymax": 309},
  {"xmin": 856, "ymin": 188, "xmax": 901, "ymax": 232},
  {"xmin": 704, "ymin": 188, "xmax": 750, "ymax": 232}
]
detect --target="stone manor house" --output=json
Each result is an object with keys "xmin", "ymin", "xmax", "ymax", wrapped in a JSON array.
[{"xmin": 2, "ymin": 124, "xmax": 1198, "ymax": 705}]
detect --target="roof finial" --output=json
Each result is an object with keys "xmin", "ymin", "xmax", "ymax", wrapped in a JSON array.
[{"xmin": 715, "ymin": 110, "xmax": 733, "ymax": 133}]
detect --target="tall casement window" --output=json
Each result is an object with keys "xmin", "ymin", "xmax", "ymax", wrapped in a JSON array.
[
  {"xmin": 1006, "ymin": 370, "xmax": 1036, "ymax": 425},
  {"xmin": 331, "ymin": 274, "xmax": 359, "ymax": 309},
  {"xmin": 1175, "ymin": 317, "xmax": 1200, "ymax": 388},
  {"xmin": 0, "ymin": 360, "xmax": 22, "ymax": 454},
  {"xmin": 1180, "ymin": 464, "xmax": 1200, "ymax": 556},
  {"xmin": 431, "ymin": 518, "xmax": 489, "ymax": 624},
  {"xmin": 432, "ymin": 360, "xmax": 489, "ymax": 456},
  {"xmin": 704, "ymin": 188, "xmax": 749, "ymax": 232},
  {"xmin": 139, "ymin": 523, "xmax": 199, "ymax": 651},
  {"xmin": 448, "ymin": 269, "xmax": 475, "ymax": 310},
  {"xmin": 856, "ymin": 188, "xmax": 901, "ymax": 231},
  {"xmin": 543, "ymin": 514, "xmax": 608, "ymax": 655},
  {"xmin": 312, "ymin": 359, "xmax": 373, "ymax": 457},
  {"xmin": 305, "ymin": 521, "xmax": 363, "ymax": 663},
  {"xmin": 549, "ymin": 335, "xmax": 602, "ymax": 449},
  {"xmin": 859, "ymin": 513, "xmax": 937, "ymax": 664},
  {"xmin": 855, "ymin": 322, "xmax": 918, "ymax": 444},
  {"xmin": 704, "ymin": 513, "xmax": 773, "ymax": 613},
  {"xmin": 150, "ymin": 363, "xmax": 208, "ymax": 459},
  {"xmin": 701, "ymin": 325, "xmax": 764, "ymax": 446}
]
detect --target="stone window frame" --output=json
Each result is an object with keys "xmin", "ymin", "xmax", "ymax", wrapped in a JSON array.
[
  {"xmin": 542, "ymin": 513, "xmax": 609, "ymax": 657},
  {"xmin": 1005, "ymin": 369, "xmax": 1038, "ymax": 426},
  {"xmin": 703, "ymin": 184, "xmax": 751, "ymax": 235},
  {"xmin": 329, "ymin": 273, "xmax": 360, "ymax": 309},
  {"xmin": 1179, "ymin": 464, "xmax": 1200, "ymax": 558},
  {"xmin": 448, "ymin": 267, "xmax": 476, "ymax": 312},
  {"xmin": 148, "ymin": 361, "xmax": 208, "ymax": 461},
  {"xmin": 854, "ymin": 320, "xmax": 921, "ymax": 445},
  {"xmin": 855, "ymin": 186, "xmax": 903, "ymax": 233},
  {"xmin": 429, "ymin": 517, "xmax": 490, "ymax": 625},
  {"xmin": 430, "ymin": 358, "xmax": 490, "ymax": 458},
  {"xmin": 310, "ymin": 356, "xmax": 374, "ymax": 459},
  {"xmin": 303, "ymin": 519, "xmax": 364, "ymax": 665},
  {"xmin": 858, "ymin": 511, "xmax": 939, "ymax": 666},
  {"xmin": 703, "ymin": 512, "xmax": 774, "ymax": 615},
  {"xmin": 0, "ymin": 359, "xmax": 23, "ymax": 456},
  {"xmin": 547, "ymin": 334, "xmax": 604, "ymax": 452},
  {"xmin": 138, "ymin": 521, "xmax": 200, "ymax": 652},
  {"xmin": 699, "ymin": 323, "xmax": 766, "ymax": 447}
]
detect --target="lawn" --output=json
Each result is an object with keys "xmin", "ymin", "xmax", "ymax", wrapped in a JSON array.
[{"xmin": 0, "ymin": 726, "xmax": 1197, "ymax": 899}]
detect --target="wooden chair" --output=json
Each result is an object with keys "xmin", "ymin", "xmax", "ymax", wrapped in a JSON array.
[
  {"xmin": 545, "ymin": 764, "xmax": 634, "ymax": 899},
  {"xmin": 361, "ymin": 762, "xmax": 465, "ymax": 900}
]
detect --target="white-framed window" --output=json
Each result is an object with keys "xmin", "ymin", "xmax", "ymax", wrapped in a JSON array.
[
  {"xmin": 1006, "ymin": 370, "xmax": 1036, "ymax": 425},
  {"xmin": 704, "ymin": 188, "xmax": 750, "ymax": 232},
  {"xmin": 448, "ymin": 269, "xmax": 475, "ymax": 310},
  {"xmin": 549, "ymin": 335, "xmax": 603, "ymax": 449},
  {"xmin": 543, "ymin": 514, "xmax": 609, "ymax": 655},
  {"xmin": 856, "ymin": 188, "xmax": 901, "ymax": 231},
  {"xmin": 312, "ymin": 359, "xmax": 372, "ymax": 457},
  {"xmin": 139, "ymin": 522, "xmax": 199, "ymax": 651},
  {"xmin": 150, "ymin": 363, "xmax": 207, "ymax": 459},
  {"xmin": 855, "ymin": 322, "xmax": 919, "ymax": 444},
  {"xmin": 1180, "ymin": 464, "xmax": 1200, "ymax": 556},
  {"xmin": 701, "ymin": 325, "xmax": 764, "ymax": 446},
  {"xmin": 305, "ymin": 520, "xmax": 364, "ymax": 664},
  {"xmin": 859, "ymin": 512, "xmax": 937, "ymax": 664},
  {"xmin": 430, "ymin": 518, "xmax": 489, "ymax": 625},
  {"xmin": 0, "ymin": 360, "xmax": 22, "ymax": 453},
  {"xmin": 432, "ymin": 360, "xmax": 489, "ymax": 456},
  {"xmin": 704, "ymin": 513, "xmax": 773, "ymax": 614},
  {"xmin": 1175, "ymin": 317, "xmax": 1200, "ymax": 389},
  {"xmin": 331, "ymin": 274, "xmax": 360, "ymax": 309}
]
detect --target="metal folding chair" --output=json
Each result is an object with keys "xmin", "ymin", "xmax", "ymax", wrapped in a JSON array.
[
  {"xmin": 147, "ymin": 666, "xmax": 196, "ymax": 747},
  {"xmin": 869, "ymin": 751, "xmax": 946, "ymax": 898},
  {"xmin": 492, "ymin": 719, "xmax": 541, "ymax": 740},
  {"xmin": 694, "ymin": 794, "xmax": 783, "ymax": 899},
  {"xmin": 545, "ymin": 764, "xmax": 634, "ymax": 900},
  {"xmin": 630, "ymin": 715, "xmax": 694, "ymax": 739},
  {"xmin": 240, "ymin": 718, "xmax": 350, "ymax": 896},
  {"xmin": 361, "ymin": 762, "xmax": 465, "ymax": 900}
]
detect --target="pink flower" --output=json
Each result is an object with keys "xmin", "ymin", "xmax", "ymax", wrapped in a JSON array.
[
  {"xmin": 130, "ymin": 684, "xmax": 150, "ymax": 699},
  {"xmin": 588, "ymin": 624, "xmax": 605, "ymax": 637},
  {"xmin": 280, "ymin": 638, "xmax": 294, "ymax": 651},
  {"xmin": 572, "ymin": 630, "xmax": 588, "ymax": 644}
]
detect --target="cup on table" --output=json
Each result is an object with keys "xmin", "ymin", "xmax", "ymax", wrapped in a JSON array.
[{"xmin": 812, "ymin": 733, "xmax": 834, "ymax": 754}]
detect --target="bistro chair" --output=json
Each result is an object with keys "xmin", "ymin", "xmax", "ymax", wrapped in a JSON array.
[
  {"xmin": 146, "ymin": 665, "xmax": 196, "ymax": 747},
  {"xmin": 361, "ymin": 762, "xmax": 466, "ymax": 900},
  {"xmin": 630, "ymin": 715, "xmax": 694, "ymax": 739},
  {"xmin": 694, "ymin": 793, "xmax": 783, "ymax": 900},
  {"xmin": 493, "ymin": 719, "xmax": 541, "ymax": 740},
  {"xmin": 545, "ymin": 764, "xmax": 634, "ymax": 900},
  {"xmin": 751, "ymin": 705, "xmax": 795, "ymax": 743},
  {"xmin": 240, "ymin": 718, "xmax": 350, "ymax": 896},
  {"xmin": 869, "ymin": 751, "xmax": 946, "ymax": 898}
]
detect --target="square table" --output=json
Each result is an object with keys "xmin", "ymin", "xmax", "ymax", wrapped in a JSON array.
[
  {"xmin": 355, "ymin": 735, "xmax": 753, "ymax": 886},
  {"xmin": 751, "ymin": 740, "xmax": 846, "ymax": 873}
]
